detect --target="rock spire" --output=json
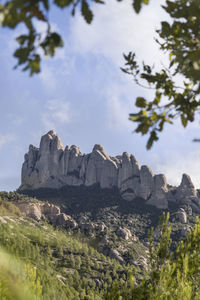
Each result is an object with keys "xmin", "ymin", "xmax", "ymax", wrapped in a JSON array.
[{"xmin": 20, "ymin": 131, "xmax": 199, "ymax": 210}]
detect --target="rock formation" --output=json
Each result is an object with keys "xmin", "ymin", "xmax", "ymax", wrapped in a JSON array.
[
  {"xmin": 146, "ymin": 174, "xmax": 168, "ymax": 209},
  {"xmin": 19, "ymin": 130, "xmax": 199, "ymax": 210},
  {"xmin": 15, "ymin": 201, "xmax": 77, "ymax": 228}
]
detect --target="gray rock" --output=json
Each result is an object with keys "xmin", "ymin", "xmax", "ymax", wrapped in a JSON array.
[
  {"xmin": 41, "ymin": 203, "xmax": 60, "ymax": 216},
  {"xmin": 176, "ymin": 208, "xmax": 187, "ymax": 223},
  {"xmin": 118, "ymin": 152, "xmax": 140, "ymax": 196},
  {"xmin": 109, "ymin": 249, "xmax": 124, "ymax": 263},
  {"xmin": 176, "ymin": 174, "xmax": 197, "ymax": 201},
  {"xmin": 56, "ymin": 213, "xmax": 77, "ymax": 228},
  {"xmin": 116, "ymin": 227, "xmax": 132, "ymax": 240},
  {"xmin": 85, "ymin": 145, "xmax": 118, "ymax": 188},
  {"xmin": 20, "ymin": 130, "xmax": 177, "ymax": 210},
  {"xmin": 15, "ymin": 202, "xmax": 42, "ymax": 221},
  {"xmin": 80, "ymin": 223, "xmax": 95, "ymax": 232},
  {"xmin": 95, "ymin": 223, "xmax": 107, "ymax": 232},
  {"xmin": 147, "ymin": 174, "xmax": 168, "ymax": 209},
  {"xmin": 139, "ymin": 165, "xmax": 154, "ymax": 200},
  {"xmin": 15, "ymin": 201, "xmax": 77, "ymax": 229}
]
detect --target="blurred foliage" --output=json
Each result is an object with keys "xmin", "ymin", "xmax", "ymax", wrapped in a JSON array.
[
  {"xmin": 122, "ymin": 0, "xmax": 200, "ymax": 148},
  {"xmin": 0, "ymin": 0, "xmax": 149, "ymax": 76},
  {"xmin": 105, "ymin": 213, "xmax": 200, "ymax": 299},
  {"xmin": 0, "ymin": 248, "xmax": 42, "ymax": 300}
]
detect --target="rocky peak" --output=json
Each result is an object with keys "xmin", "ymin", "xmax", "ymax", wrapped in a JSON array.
[
  {"xmin": 147, "ymin": 174, "xmax": 168, "ymax": 209},
  {"xmin": 40, "ymin": 130, "xmax": 64, "ymax": 152},
  {"xmin": 19, "ymin": 131, "xmax": 199, "ymax": 210},
  {"xmin": 176, "ymin": 173, "xmax": 197, "ymax": 200}
]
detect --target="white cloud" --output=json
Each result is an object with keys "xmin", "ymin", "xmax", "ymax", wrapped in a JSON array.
[
  {"xmin": 0, "ymin": 135, "xmax": 16, "ymax": 149},
  {"xmin": 41, "ymin": 98, "xmax": 71, "ymax": 131},
  {"xmin": 151, "ymin": 150, "xmax": 200, "ymax": 189},
  {"xmin": 70, "ymin": 0, "xmax": 168, "ymax": 66}
]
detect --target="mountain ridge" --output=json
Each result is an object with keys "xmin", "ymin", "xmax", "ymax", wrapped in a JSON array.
[{"xmin": 19, "ymin": 130, "xmax": 200, "ymax": 211}]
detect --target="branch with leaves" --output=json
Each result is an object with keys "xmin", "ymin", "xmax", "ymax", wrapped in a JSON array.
[
  {"xmin": 0, "ymin": 0, "xmax": 149, "ymax": 76},
  {"xmin": 122, "ymin": 0, "xmax": 200, "ymax": 149}
]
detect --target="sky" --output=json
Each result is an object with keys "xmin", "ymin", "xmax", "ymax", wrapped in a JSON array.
[{"xmin": 1, "ymin": 0, "xmax": 200, "ymax": 191}]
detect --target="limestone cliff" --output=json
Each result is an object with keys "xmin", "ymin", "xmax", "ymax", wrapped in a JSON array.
[{"xmin": 19, "ymin": 130, "xmax": 199, "ymax": 210}]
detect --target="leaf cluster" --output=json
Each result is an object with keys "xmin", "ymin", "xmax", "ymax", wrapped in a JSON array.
[
  {"xmin": 0, "ymin": 0, "xmax": 149, "ymax": 75},
  {"xmin": 122, "ymin": 0, "xmax": 200, "ymax": 148}
]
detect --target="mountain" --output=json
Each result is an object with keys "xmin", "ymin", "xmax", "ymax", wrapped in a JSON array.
[
  {"xmin": 20, "ymin": 130, "xmax": 200, "ymax": 212},
  {"xmin": 1, "ymin": 131, "xmax": 200, "ymax": 299}
]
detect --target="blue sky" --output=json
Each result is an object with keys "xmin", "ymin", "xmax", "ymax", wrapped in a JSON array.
[{"xmin": 1, "ymin": 0, "xmax": 200, "ymax": 191}]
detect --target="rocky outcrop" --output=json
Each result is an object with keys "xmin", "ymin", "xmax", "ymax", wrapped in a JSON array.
[
  {"xmin": 139, "ymin": 165, "xmax": 154, "ymax": 200},
  {"xmin": 147, "ymin": 174, "xmax": 168, "ymax": 209},
  {"xmin": 116, "ymin": 227, "xmax": 132, "ymax": 240},
  {"xmin": 19, "ymin": 131, "xmax": 199, "ymax": 210},
  {"xmin": 118, "ymin": 152, "xmax": 140, "ymax": 198},
  {"xmin": 15, "ymin": 201, "xmax": 77, "ymax": 229},
  {"xmin": 176, "ymin": 174, "xmax": 197, "ymax": 200},
  {"xmin": 175, "ymin": 208, "xmax": 187, "ymax": 224}
]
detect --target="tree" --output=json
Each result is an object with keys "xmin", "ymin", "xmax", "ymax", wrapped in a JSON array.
[
  {"xmin": 1, "ymin": 0, "xmax": 200, "ymax": 148},
  {"xmin": 0, "ymin": 0, "xmax": 149, "ymax": 76},
  {"xmin": 122, "ymin": 0, "xmax": 200, "ymax": 148},
  {"xmin": 105, "ymin": 213, "xmax": 200, "ymax": 300}
]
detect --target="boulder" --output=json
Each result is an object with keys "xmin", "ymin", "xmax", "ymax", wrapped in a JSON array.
[
  {"xmin": 80, "ymin": 223, "xmax": 95, "ymax": 232},
  {"xmin": 41, "ymin": 203, "xmax": 60, "ymax": 216},
  {"xmin": 116, "ymin": 227, "xmax": 132, "ymax": 240},
  {"xmin": 15, "ymin": 202, "xmax": 42, "ymax": 221},
  {"xmin": 56, "ymin": 213, "xmax": 77, "ymax": 228},
  {"xmin": 176, "ymin": 208, "xmax": 187, "ymax": 224}
]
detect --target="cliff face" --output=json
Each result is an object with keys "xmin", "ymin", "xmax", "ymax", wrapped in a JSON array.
[{"xmin": 19, "ymin": 131, "xmax": 200, "ymax": 210}]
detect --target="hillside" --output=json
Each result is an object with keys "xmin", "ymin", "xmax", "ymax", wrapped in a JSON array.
[
  {"xmin": 0, "ymin": 192, "xmax": 140, "ymax": 299},
  {"xmin": 0, "ymin": 188, "xmax": 199, "ymax": 299}
]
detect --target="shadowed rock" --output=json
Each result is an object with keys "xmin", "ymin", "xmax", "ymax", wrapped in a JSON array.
[
  {"xmin": 19, "ymin": 131, "xmax": 199, "ymax": 210},
  {"xmin": 176, "ymin": 174, "xmax": 197, "ymax": 201},
  {"xmin": 146, "ymin": 174, "xmax": 168, "ymax": 209}
]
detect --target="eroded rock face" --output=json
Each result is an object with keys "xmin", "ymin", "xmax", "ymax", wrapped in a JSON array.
[
  {"xmin": 146, "ymin": 174, "xmax": 168, "ymax": 209},
  {"xmin": 118, "ymin": 153, "xmax": 140, "ymax": 197},
  {"xmin": 116, "ymin": 227, "xmax": 132, "ymax": 240},
  {"xmin": 15, "ymin": 201, "xmax": 77, "ymax": 229},
  {"xmin": 139, "ymin": 165, "xmax": 154, "ymax": 200},
  {"xmin": 176, "ymin": 174, "xmax": 197, "ymax": 201},
  {"xmin": 20, "ymin": 130, "xmax": 199, "ymax": 210}
]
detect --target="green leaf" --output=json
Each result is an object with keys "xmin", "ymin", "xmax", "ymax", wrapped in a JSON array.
[
  {"xmin": 81, "ymin": 0, "xmax": 93, "ymax": 24},
  {"xmin": 54, "ymin": 0, "xmax": 73, "ymax": 8},
  {"xmin": 133, "ymin": 0, "xmax": 142, "ymax": 14},
  {"xmin": 135, "ymin": 123, "xmax": 149, "ymax": 135},
  {"xmin": 129, "ymin": 113, "xmax": 140, "ymax": 121},
  {"xmin": 147, "ymin": 131, "xmax": 158, "ymax": 149},
  {"xmin": 136, "ymin": 97, "xmax": 147, "ymax": 108},
  {"xmin": 181, "ymin": 114, "xmax": 188, "ymax": 127}
]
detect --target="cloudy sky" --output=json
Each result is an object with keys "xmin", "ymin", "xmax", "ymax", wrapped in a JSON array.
[{"xmin": 1, "ymin": 0, "xmax": 200, "ymax": 191}]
